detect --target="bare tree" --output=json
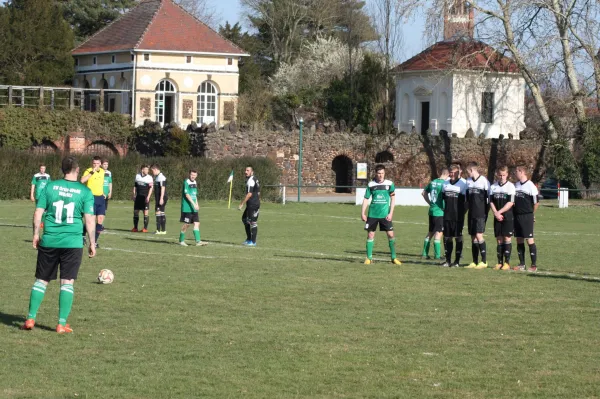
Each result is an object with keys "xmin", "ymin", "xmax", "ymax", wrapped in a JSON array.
[{"xmin": 174, "ymin": 0, "xmax": 221, "ymax": 28}]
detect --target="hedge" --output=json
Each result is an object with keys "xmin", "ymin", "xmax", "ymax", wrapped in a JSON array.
[{"xmin": 0, "ymin": 149, "xmax": 281, "ymax": 202}]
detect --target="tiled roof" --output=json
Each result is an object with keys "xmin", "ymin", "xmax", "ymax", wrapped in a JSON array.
[
  {"xmin": 73, "ymin": 0, "xmax": 245, "ymax": 55},
  {"xmin": 393, "ymin": 39, "xmax": 519, "ymax": 74}
]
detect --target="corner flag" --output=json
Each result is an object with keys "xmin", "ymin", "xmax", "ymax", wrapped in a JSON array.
[{"xmin": 227, "ymin": 170, "xmax": 234, "ymax": 209}]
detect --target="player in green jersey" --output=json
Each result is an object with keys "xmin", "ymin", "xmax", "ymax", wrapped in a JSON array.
[
  {"xmin": 421, "ymin": 168, "xmax": 449, "ymax": 260},
  {"xmin": 22, "ymin": 156, "xmax": 96, "ymax": 334},
  {"xmin": 102, "ymin": 159, "xmax": 112, "ymax": 210},
  {"xmin": 361, "ymin": 164, "xmax": 401, "ymax": 265},
  {"xmin": 179, "ymin": 169, "xmax": 207, "ymax": 246},
  {"xmin": 30, "ymin": 163, "xmax": 51, "ymax": 228}
]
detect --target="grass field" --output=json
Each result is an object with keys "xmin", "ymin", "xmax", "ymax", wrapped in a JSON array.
[{"xmin": 1, "ymin": 199, "xmax": 599, "ymax": 398}]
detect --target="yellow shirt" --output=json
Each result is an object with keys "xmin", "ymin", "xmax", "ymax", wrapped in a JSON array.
[{"xmin": 83, "ymin": 168, "xmax": 105, "ymax": 196}]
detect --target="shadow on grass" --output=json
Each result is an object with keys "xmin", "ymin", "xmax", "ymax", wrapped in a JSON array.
[
  {"xmin": 345, "ymin": 250, "xmax": 420, "ymax": 258},
  {"xmin": 273, "ymin": 254, "xmax": 359, "ymax": 264},
  {"xmin": 0, "ymin": 311, "xmax": 55, "ymax": 331},
  {"xmin": 528, "ymin": 273, "xmax": 600, "ymax": 283},
  {"xmin": 123, "ymin": 237, "xmax": 174, "ymax": 246},
  {"xmin": 0, "ymin": 223, "xmax": 29, "ymax": 229}
]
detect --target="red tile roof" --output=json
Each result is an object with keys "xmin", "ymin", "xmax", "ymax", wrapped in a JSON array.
[
  {"xmin": 393, "ymin": 39, "xmax": 519, "ymax": 74},
  {"xmin": 73, "ymin": 0, "xmax": 246, "ymax": 55}
]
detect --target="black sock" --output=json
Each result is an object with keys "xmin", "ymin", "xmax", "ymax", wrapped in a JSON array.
[
  {"xmin": 497, "ymin": 243, "xmax": 504, "ymax": 264},
  {"xmin": 518, "ymin": 243, "xmax": 525, "ymax": 265},
  {"xmin": 251, "ymin": 225, "xmax": 258, "ymax": 243},
  {"xmin": 504, "ymin": 242, "xmax": 512, "ymax": 264},
  {"xmin": 244, "ymin": 223, "xmax": 251, "ymax": 241},
  {"xmin": 143, "ymin": 216, "xmax": 149, "ymax": 229},
  {"xmin": 479, "ymin": 241, "xmax": 487, "ymax": 263},
  {"xmin": 156, "ymin": 216, "xmax": 161, "ymax": 231},
  {"xmin": 95, "ymin": 223, "xmax": 102, "ymax": 243},
  {"xmin": 454, "ymin": 239, "xmax": 463, "ymax": 264},
  {"xmin": 161, "ymin": 215, "xmax": 166, "ymax": 231},
  {"xmin": 472, "ymin": 241, "xmax": 479, "ymax": 264},
  {"xmin": 133, "ymin": 215, "xmax": 139, "ymax": 229},
  {"xmin": 444, "ymin": 238, "xmax": 453, "ymax": 263},
  {"xmin": 529, "ymin": 243, "xmax": 537, "ymax": 265}
]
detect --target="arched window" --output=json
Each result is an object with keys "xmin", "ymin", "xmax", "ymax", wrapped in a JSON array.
[
  {"xmin": 155, "ymin": 79, "xmax": 177, "ymax": 125},
  {"xmin": 197, "ymin": 81, "xmax": 218, "ymax": 125}
]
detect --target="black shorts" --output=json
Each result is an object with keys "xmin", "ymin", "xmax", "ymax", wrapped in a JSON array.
[
  {"xmin": 494, "ymin": 218, "xmax": 514, "ymax": 238},
  {"xmin": 443, "ymin": 220, "xmax": 464, "ymax": 237},
  {"xmin": 514, "ymin": 213, "xmax": 535, "ymax": 238},
  {"xmin": 468, "ymin": 217, "xmax": 486, "ymax": 235},
  {"xmin": 242, "ymin": 206, "xmax": 260, "ymax": 224},
  {"xmin": 180, "ymin": 212, "xmax": 199, "ymax": 224},
  {"xmin": 134, "ymin": 195, "xmax": 149, "ymax": 211},
  {"xmin": 94, "ymin": 195, "xmax": 106, "ymax": 216},
  {"xmin": 35, "ymin": 246, "xmax": 83, "ymax": 281},
  {"xmin": 364, "ymin": 217, "xmax": 394, "ymax": 232},
  {"xmin": 155, "ymin": 199, "xmax": 168, "ymax": 213},
  {"xmin": 428, "ymin": 216, "xmax": 443, "ymax": 233}
]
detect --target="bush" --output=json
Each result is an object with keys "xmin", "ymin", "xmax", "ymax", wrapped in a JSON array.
[{"xmin": 0, "ymin": 149, "xmax": 281, "ymax": 202}]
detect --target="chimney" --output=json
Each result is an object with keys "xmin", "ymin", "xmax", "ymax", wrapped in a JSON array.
[{"xmin": 443, "ymin": 1, "xmax": 474, "ymax": 41}]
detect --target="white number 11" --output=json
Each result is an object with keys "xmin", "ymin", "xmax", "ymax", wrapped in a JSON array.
[{"xmin": 53, "ymin": 200, "xmax": 75, "ymax": 224}]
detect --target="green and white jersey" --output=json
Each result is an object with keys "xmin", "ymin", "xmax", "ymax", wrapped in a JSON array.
[
  {"xmin": 181, "ymin": 178, "xmax": 198, "ymax": 213},
  {"xmin": 103, "ymin": 170, "xmax": 112, "ymax": 196},
  {"xmin": 425, "ymin": 178, "xmax": 446, "ymax": 217},
  {"xmin": 364, "ymin": 179, "xmax": 395, "ymax": 218},
  {"xmin": 37, "ymin": 179, "xmax": 94, "ymax": 248},
  {"xmin": 31, "ymin": 173, "xmax": 51, "ymax": 200}
]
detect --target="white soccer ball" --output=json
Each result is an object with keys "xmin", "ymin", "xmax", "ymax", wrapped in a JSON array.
[{"xmin": 97, "ymin": 269, "xmax": 114, "ymax": 284}]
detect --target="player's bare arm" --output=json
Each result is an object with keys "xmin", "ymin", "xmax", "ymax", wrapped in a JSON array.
[
  {"xmin": 146, "ymin": 184, "xmax": 153, "ymax": 204},
  {"xmin": 361, "ymin": 198, "xmax": 369, "ymax": 222},
  {"xmin": 32, "ymin": 208, "xmax": 44, "ymax": 249},
  {"xmin": 185, "ymin": 194, "xmax": 198, "ymax": 211},
  {"xmin": 108, "ymin": 183, "xmax": 112, "ymax": 199},
  {"xmin": 132, "ymin": 185, "xmax": 136, "ymax": 201},
  {"xmin": 30, "ymin": 185, "xmax": 36, "ymax": 202},
  {"xmin": 387, "ymin": 192, "xmax": 396, "ymax": 221},
  {"xmin": 84, "ymin": 214, "xmax": 96, "ymax": 257},
  {"xmin": 238, "ymin": 192, "xmax": 252, "ymax": 210}
]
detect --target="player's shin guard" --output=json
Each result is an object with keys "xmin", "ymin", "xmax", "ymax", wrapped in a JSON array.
[
  {"xmin": 479, "ymin": 240, "xmax": 487, "ymax": 263},
  {"xmin": 497, "ymin": 243, "xmax": 504, "ymax": 264},
  {"xmin": 58, "ymin": 284, "xmax": 74, "ymax": 326},
  {"xmin": 143, "ymin": 216, "xmax": 149, "ymax": 230},
  {"xmin": 504, "ymin": 242, "xmax": 512, "ymax": 264},
  {"xmin": 433, "ymin": 239, "xmax": 441, "ymax": 259},
  {"xmin": 422, "ymin": 238, "xmax": 430, "ymax": 257},
  {"xmin": 517, "ymin": 243, "xmax": 525, "ymax": 265},
  {"xmin": 529, "ymin": 243, "xmax": 537, "ymax": 265},
  {"xmin": 366, "ymin": 238, "xmax": 374, "ymax": 260},
  {"xmin": 388, "ymin": 238, "xmax": 397, "ymax": 260},
  {"xmin": 133, "ymin": 215, "xmax": 139, "ymax": 230},
  {"xmin": 471, "ymin": 240, "xmax": 480, "ymax": 264},
  {"xmin": 27, "ymin": 280, "xmax": 47, "ymax": 320},
  {"xmin": 444, "ymin": 238, "xmax": 454, "ymax": 263},
  {"xmin": 454, "ymin": 239, "xmax": 463, "ymax": 264},
  {"xmin": 251, "ymin": 223, "xmax": 258, "ymax": 243}
]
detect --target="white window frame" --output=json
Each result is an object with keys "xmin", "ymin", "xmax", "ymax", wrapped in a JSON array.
[
  {"xmin": 155, "ymin": 79, "xmax": 177, "ymax": 126},
  {"xmin": 197, "ymin": 81, "xmax": 218, "ymax": 125}
]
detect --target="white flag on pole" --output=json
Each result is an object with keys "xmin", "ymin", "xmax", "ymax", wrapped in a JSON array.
[{"xmin": 226, "ymin": 170, "xmax": 234, "ymax": 183}]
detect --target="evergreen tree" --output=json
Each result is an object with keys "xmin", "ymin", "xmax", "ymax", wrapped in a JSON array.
[
  {"xmin": 61, "ymin": 0, "xmax": 137, "ymax": 43},
  {"xmin": 1, "ymin": 0, "xmax": 74, "ymax": 85}
]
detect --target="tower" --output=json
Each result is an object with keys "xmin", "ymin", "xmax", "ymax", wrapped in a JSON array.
[{"xmin": 443, "ymin": 0, "xmax": 475, "ymax": 40}]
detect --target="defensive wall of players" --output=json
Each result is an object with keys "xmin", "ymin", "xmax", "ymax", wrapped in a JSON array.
[{"xmin": 31, "ymin": 127, "xmax": 545, "ymax": 189}]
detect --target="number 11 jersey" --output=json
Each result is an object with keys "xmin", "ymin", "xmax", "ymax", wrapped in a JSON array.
[{"xmin": 36, "ymin": 179, "xmax": 95, "ymax": 248}]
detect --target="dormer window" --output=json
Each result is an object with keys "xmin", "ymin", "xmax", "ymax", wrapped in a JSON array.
[
  {"xmin": 144, "ymin": 53, "xmax": 150, "ymax": 61},
  {"xmin": 93, "ymin": 56, "xmax": 97, "ymax": 65}
]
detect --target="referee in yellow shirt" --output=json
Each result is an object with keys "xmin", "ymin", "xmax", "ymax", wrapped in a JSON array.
[{"xmin": 81, "ymin": 156, "xmax": 105, "ymax": 247}]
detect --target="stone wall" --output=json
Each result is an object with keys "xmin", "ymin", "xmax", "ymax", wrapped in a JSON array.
[{"xmin": 202, "ymin": 129, "xmax": 545, "ymax": 189}]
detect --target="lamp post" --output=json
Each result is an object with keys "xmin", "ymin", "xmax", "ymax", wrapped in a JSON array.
[{"xmin": 297, "ymin": 117, "xmax": 304, "ymax": 203}]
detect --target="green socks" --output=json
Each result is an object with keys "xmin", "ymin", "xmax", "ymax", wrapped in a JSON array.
[
  {"xmin": 433, "ymin": 239, "xmax": 441, "ymax": 259},
  {"xmin": 389, "ymin": 238, "xmax": 397, "ymax": 260},
  {"xmin": 193, "ymin": 229, "xmax": 200, "ymax": 242},
  {"xmin": 422, "ymin": 238, "xmax": 430, "ymax": 257},
  {"xmin": 179, "ymin": 231, "xmax": 185, "ymax": 242},
  {"xmin": 366, "ymin": 238, "xmax": 374, "ymax": 259},
  {"xmin": 58, "ymin": 284, "xmax": 74, "ymax": 326},
  {"xmin": 27, "ymin": 280, "xmax": 47, "ymax": 320}
]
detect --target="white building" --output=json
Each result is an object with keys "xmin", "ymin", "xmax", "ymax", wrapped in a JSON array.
[{"xmin": 392, "ymin": 2, "xmax": 526, "ymax": 138}]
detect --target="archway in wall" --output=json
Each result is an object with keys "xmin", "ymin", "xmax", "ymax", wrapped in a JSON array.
[
  {"xmin": 332, "ymin": 155, "xmax": 353, "ymax": 193},
  {"xmin": 375, "ymin": 150, "xmax": 394, "ymax": 163},
  {"xmin": 31, "ymin": 140, "xmax": 58, "ymax": 155},
  {"xmin": 84, "ymin": 141, "xmax": 118, "ymax": 157}
]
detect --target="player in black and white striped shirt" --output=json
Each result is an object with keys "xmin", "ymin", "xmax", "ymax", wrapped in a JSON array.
[
  {"xmin": 151, "ymin": 164, "xmax": 168, "ymax": 234},
  {"xmin": 489, "ymin": 166, "xmax": 516, "ymax": 270},
  {"xmin": 513, "ymin": 166, "xmax": 539, "ymax": 272},
  {"xmin": 465, "ymin": 162, "xmax": 491, "ymax": 269}
]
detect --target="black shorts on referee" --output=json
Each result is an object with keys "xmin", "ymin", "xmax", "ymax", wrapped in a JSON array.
[{"xmin": 35, "ymin": 246, "xmax": 83, "ymax": 281}]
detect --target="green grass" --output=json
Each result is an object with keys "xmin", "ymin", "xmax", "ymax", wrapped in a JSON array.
[{"xmin": 1, "ymin": 200, "xmax": 599, "ymax": 398}]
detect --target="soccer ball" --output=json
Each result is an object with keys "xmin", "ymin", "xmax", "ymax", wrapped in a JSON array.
[{"xmin": 97, "ymin": 269, "xmax": 114, "ymax": 284}]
